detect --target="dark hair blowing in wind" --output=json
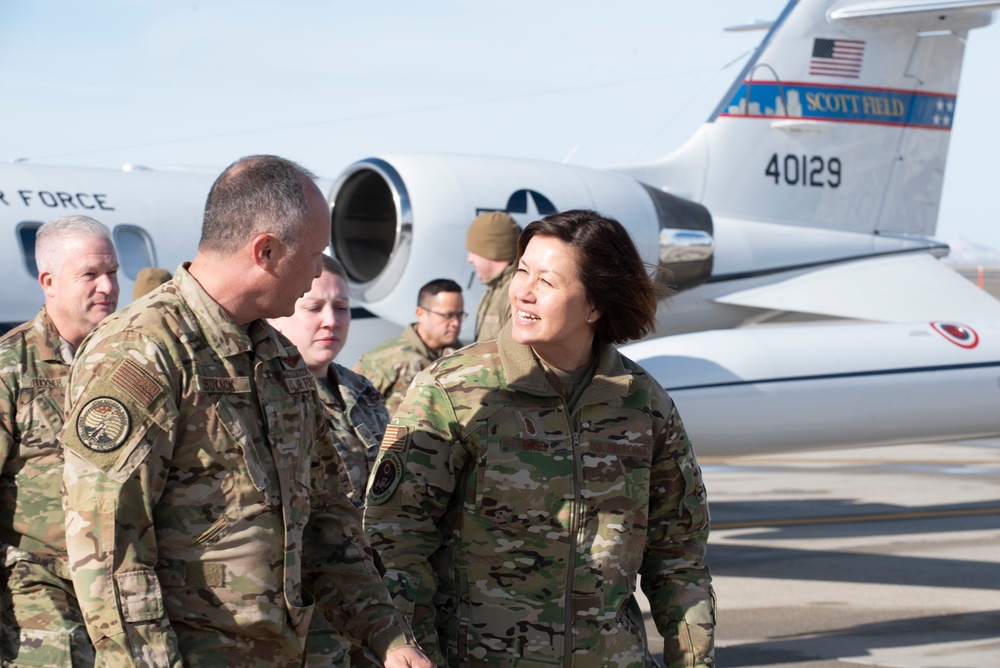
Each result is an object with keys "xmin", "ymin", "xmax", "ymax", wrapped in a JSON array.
[{"xmin": 517, "ymin": 209, "xmax": 669, "ymax": 345}]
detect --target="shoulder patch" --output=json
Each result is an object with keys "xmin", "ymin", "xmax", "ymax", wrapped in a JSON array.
[
  {"xmin": 380, "ymin": 424, "xmax": 408, "ymax": 451},
  {"xmin": 77, "ymin": 397, "xmax": 132, "ymax": 453},
  {"xmin": 367, "ymin": 451, "xmax": 403, "ymax": 505},
  {"xmin": 111, "ymin": 358, "xmax": 162, "ymax": 407}
]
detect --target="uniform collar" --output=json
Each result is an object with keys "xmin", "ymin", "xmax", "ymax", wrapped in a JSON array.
[
  {"xmin": 35, "ymin": 308, "xmax": 75, "ymax": 365},
  {"xmin": 316, "ymin": 363, "xmax": 346, "ymax": 410},
  {"xmin": 173, "ymin": 263, "xmax": 286, "ymax": 361},
  {"xmin": 403, "ymin": 322, "xmax": 457, "ymax": 361},
  {"xmin": 497, "ymin": 321, "xmax": 631, "ymax": 405}
]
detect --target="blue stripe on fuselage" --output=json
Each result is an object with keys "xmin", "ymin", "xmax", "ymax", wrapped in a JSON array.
[{"xmin": 720, "ymin": 81, "xmax": 955, "ymax": 129}]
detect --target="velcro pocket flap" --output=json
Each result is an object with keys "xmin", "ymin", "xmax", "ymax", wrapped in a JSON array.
[{"xmin": 115, "ymin": 569, "xmax": 166, "ymax": 623}]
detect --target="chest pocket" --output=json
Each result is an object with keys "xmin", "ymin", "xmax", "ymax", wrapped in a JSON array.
[
  {"xmin": 16, "ymin": 390, "xmax": 65, "ymax": 480},
  {"xmin": 259, "ymin": 374, "xmax": 313, "ymax": 486},
  {"xmin": 255, "ymin": 367, "xmax": 316, "ymax": 535},
  {"xmin": 576, "ymin": 408, "xmax": 655, "ymax": 506},
  {"xmin": 475, "ymin": 411, "xmax": 574, "ymax": 540},
  {"xmin": 578, "ymin": 438, "xmax": 654, "ymax": 511},
  {"xmin": 578, "ymin": 429, "xmax": 655, "ymax": 577},
  {"xmin": 216, "ymin": 398, "xmax": 277, "ymax": 500}
]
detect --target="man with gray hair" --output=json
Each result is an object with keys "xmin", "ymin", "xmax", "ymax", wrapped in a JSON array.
[
  {"xmin": 0, "ymin": 215, "xmax": 119, "ymax": 666},
  {"xmin": 60, "ymin": 155, "xmax": 431, "ymax": 667}
]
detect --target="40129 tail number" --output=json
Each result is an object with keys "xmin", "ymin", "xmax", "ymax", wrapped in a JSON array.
[{"xmin": 765, "ymin": 154, "xmax": 841, "ymax": 187}]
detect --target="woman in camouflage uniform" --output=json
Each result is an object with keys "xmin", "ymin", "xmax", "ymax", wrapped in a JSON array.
[
  {"xmin": 271, "ymin": 255, "xmax": 388, "ymax": 507},
  {"xmin": 364, "ymin": 209, "xmax": 715, "ymax": 667}
]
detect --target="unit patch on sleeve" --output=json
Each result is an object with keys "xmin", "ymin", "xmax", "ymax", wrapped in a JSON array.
[
  {"xmin": 367, "ymin": 451, "xmax": 403, "ymax": 505},
  {"xmin": 76, "ymin": 396, "xmax": 132, "ymax": 453}
]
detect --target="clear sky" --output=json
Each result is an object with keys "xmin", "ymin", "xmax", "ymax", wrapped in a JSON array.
[{"xmin": 3, "ymin": 0, "xmax": 998, "ymax": 252}]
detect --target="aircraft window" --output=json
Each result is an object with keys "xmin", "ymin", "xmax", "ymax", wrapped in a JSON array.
[
  {"xmin": 113, "ymin": 225, "xmax": 158, "ymax": 280},
  {"xmin": 16, "ymin": 222, "xmax": 44, "ymax": 277}
]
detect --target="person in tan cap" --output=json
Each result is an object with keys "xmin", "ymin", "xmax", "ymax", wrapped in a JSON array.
[
  {"xmin": 466, "ymin": 210, "xmax": 519, "ymax": 342},
  {"xmin": 131, "ymin": 266, "xmax": 171, "ymax": 300}
]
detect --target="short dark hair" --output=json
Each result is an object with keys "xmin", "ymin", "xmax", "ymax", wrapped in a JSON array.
[
  {"xmin": 517, "ymin": 209, "xmax": 668, "ymax": 345},
  {"xmin": 199, "ymin": 154, "xmax": 320, "ymax": 254},
  {"xmin": 417, "ymin": 278, "xmax": 462, "ymax": 307}
]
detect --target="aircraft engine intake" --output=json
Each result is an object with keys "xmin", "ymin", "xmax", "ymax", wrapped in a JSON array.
[{"xmin": 328, "ymin": 154, "xmax": 714, "ymax": 319}]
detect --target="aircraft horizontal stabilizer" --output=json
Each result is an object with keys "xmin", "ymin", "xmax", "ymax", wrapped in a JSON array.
[
  {"xmin": 831, "ymin": 0, "xmax": 1000, "ymax": 21},
  {"xmin": 713, "ymin": 253, "xmax": 1000, "ymax": 322}
]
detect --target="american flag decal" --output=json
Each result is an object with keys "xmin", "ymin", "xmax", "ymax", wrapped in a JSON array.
[{"xmin": 809, "ymin": 38, "xmax": 864, "ymax": 79}]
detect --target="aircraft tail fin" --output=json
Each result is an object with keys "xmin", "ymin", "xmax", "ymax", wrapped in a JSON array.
[{"xmin": 616, "ymin": 0, "xmax": 998, "ymax": 238}]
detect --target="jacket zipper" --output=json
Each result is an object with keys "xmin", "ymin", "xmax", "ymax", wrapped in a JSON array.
[{"xmin": 563, "ymin": 400, "xmax": 580, "ymax": 667}]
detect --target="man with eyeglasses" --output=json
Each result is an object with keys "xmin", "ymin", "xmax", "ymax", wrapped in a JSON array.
[{"xmin": 354, "ymin": 279, "xmax": 464, "ymax": 416}]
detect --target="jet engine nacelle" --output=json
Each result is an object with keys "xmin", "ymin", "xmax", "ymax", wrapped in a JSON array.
[{"xmin": 327, "ymin": 154, "xmax": 713, "ymax": 324}]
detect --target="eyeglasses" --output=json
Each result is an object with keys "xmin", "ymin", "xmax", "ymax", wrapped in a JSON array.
[{"xmin": 423, "ymin": 308, "xmax": 467, "ymax": 321}]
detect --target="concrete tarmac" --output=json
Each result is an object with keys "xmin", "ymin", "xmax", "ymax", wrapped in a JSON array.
[{"xmin": 637, "ymin": 438, "xmax": 1000, "ymax": 667}]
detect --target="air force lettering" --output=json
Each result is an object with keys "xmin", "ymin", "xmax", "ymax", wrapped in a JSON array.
[{"xmin": 0, "ymin": 189, "xmax": 115, "ymax": 211}]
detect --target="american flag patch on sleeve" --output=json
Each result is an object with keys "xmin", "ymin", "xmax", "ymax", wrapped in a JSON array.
[
  {"xmin": 380, "ymin": 424, "xmax": 408, "ymax": 451},
  {"xmin": 111, "ymin": 358, "xmax": 162, "ymax": 408}
]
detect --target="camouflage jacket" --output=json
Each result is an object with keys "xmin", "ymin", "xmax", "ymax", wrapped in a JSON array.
[
  {"xmin": 474, "ymin": 262, "xmax": 514, "ymax": 343},
  {"xmin": 353, "ymin": 323, "xmax": 459, "ymax": 417},
  {"xmin": 60, "ymin": 264, "xmax": 412, "ymax": 668},
  {"xmin": 364, "ymin": 324, "xmax": 715, "ymax": 667},
  {"xmin": 0, "ymin": 308, "xmax": 75, "ymax": 577},
  {"xmin": 316, "ymin": 362, "xmax": 389, "ymax": 507}
]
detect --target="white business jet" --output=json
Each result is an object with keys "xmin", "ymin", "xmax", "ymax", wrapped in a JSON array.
[
  {"xmin": 2, "ymin": 0, "xmax": 998, "ymax": 455},
  {"xmin": 325, "ymin": 0, "xmax": 1000, "ymax": 454}
]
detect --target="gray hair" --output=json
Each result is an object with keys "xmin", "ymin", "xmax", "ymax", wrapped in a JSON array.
[
  {"xmin": 199, "ymin": 154, "xmax": 321, "ymax": 255},
  {"xmin": 35, "ymin": 215, "xmax": 113, "ymax": 276}
]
